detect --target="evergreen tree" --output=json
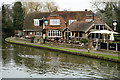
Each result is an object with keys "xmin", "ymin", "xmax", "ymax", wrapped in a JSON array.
[
  {"xmin": 114, "ymin": 7, "xmax": 120, "ymax": 33},
  {"xmin": 2, "ymin": 4, "xmax": 7, "ymax": 38},
  {"xmin": 13, "ymin": 2, "xmax": 24, "ymax": 30},
  {"xmin": 2, "ymin": 4, "xmax": 14, "ymax": 38},
  {"xmin": 2, "ymin": 5, "xmax": 6, "ymax": 31},
  {"xmin": 92, "ymin": 1, "xmax": 120, "ymax": 33}
]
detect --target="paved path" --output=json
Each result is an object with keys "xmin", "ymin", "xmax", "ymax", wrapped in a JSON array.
[{"xmin": 10, "ymin": 37, "xmax": 120, "ymax": 57}]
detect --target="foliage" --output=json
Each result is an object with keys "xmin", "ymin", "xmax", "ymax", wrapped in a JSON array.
[
  {"xmin": 92, "ymin": 1, "xmax": 120, "ymax": 33},
  {"xmin": 44, "ymin": 0, "xmax": 58, "ymax": 12},
  {"xmin": 31, "ymin": 36, "xmax": 35, "ymax": 43},
  {"xmin": 2, "ymin": 5, "xmax": 6, "ymax": 29},
  {"xmin": 13, "ymin": 2, "xmax": 24, "ymax": 30},
  {"xmin": 22, "ymin": 0, "xmax": 58, "ymax": 15},
  {"xmin": 80, "ymin": 38, "xmax": 88, "ymax": 43},
  {"xmin": 71, "ymin": 39, "xmax": 76, "ymax": 42},
  {"xmin": 2, "ymin": 4, "xmax": 14, "ymax": 38}
]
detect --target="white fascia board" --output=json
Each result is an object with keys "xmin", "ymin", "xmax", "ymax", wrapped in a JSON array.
[{"xmin": 105, "ymin": 23, "xmax": 113, "ymax": 31}]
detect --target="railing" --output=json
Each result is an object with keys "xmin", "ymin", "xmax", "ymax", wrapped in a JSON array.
[{"xmin": 100, "ymin": 43, "xmax": 120, "ymax": 51}]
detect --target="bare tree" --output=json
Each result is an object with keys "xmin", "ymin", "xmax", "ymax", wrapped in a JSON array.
[
  {"xmin": 22, "ymin": 0, "xmax": 58, "ymax": 15},
  {"xmin": 23, "ymin": 2, "xmax": 43, "ymax": 15},
  {"xmin": 43, "ymin": 0, "xmax": 58, "ymax": 12}
]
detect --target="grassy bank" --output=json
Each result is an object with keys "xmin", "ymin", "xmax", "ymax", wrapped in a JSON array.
[{"xmin": 5, "ymin": 37, "xmax": 120, "ymax": 62}]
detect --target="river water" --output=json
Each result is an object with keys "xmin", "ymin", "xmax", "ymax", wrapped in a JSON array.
[{"xmin": 2, "ymin": 42, "xmax": 120, "ymax": 78}]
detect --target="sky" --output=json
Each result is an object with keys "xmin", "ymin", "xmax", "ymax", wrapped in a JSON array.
[
  {"xmin": 0, "ymin": 0, "xmax": 92, "ymax": 11},
  {"xmin": 55, "ymin": 0, "xmax": 92, "ymax": 11}
]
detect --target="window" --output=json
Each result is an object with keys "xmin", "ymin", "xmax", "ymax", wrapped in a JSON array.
[
  {"xmin": 35, "ymin": 32, "xmax": 41, "ymax": 36},
  {"xmin": 92, "ymin": 33, "xmax": 94, "ymax": 38},
  {"xmin": 96, "ymin": 33, "xmax": 99, "ymax": 38},
  {"xmin": 72, "ymin": 32, "xmax": 74, "ymax": 36},
  {"xmin": 100, "ymin": 25, "xmax": 103, "ymax": 30},
  {"xmin": 75, "ymin": 32, "xmax": 78, "ymax": 37},
  {"xmin": 85, "ymin": 19, "xmax": 92, "ymax": 22},
  {"xmin": 69, "ymin": 20, "xmax": 77, "ymax": 25},
  {"xmin": 96, "ymin": 25, "xmax": 99, "ymax": 30},
  {"xmin": 34, "ymin": 19, "xmax": 39, "ymax": 26},
  {"xmin": 79, "ymin": 32, "xmax": 82, "ymax": 37},
  {"xmin": 48, "ymin": 30, "xmax": 62, "ymax": 37},
  {"xmin": 50, "ymin": 19, "xmax": 60, "ymax": 25}
]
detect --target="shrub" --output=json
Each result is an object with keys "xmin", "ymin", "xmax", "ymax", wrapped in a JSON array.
[
  {"xmin": 80, "ymin": 38, "xmax": 88, "ymax": 43},
  {"xmin": 31, "ymin": 36, "xmax": 35, "ymax": 43},
  {"xmin": 71, "ymin": 39, "xmax": 76, "ymax": 42}
]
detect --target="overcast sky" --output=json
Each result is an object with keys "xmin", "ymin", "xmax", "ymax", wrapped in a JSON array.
[
  {"xmin": 0, "ymin": 0, "xmax": 92, "ymax": 11},
  {"xmin": 55, "ymin": 0, "xmax": 92, "ymax": 11}
]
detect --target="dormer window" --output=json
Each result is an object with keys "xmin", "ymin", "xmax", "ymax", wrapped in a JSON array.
[
  {"xmin": 34, "ymin": 19, "xmax": 39, "ymax": 26},
  {"xmin": 85, "ymin": 19, "xmax": 92, "ymax": 22},
  {"xmin": 50, "ymin": 19, "xmax": 60, "ymax": 25},
  {"xmin": 69, "ymin": 20, "xmax": 77, "ymax": 25}
]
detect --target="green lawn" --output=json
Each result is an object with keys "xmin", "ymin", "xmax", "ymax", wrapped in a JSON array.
[{"xmin": 5, "ymin": 37, "xmax": 120, "ymax": 61}]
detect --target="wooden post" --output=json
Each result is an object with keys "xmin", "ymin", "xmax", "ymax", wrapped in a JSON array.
[
  {"xmin": 74, "ymin": 32, "xmax": 75, "ymax": 37},
  {"xmin": 107, "ymin": 43, "xmax": 109, "ymax": 51},
  {"xmin": 71, "ymin": 32, "xmax": 72, "ymax": 37},
  {"xmin": 116, "ymin": 43, "xmax": 118, "ymax": 51}
]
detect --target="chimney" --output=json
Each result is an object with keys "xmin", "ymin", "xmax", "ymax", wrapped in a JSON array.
[
  {"xmin": 118, "ymin": 1, "xmax": 120, "ymax": 8},
  {"xmin": 92, "ymin": 12, "xmax": 95, "ymax": 22},
  {"xmin": 85, "ymin": 9, "xmax": 87, "ymax": 11}
]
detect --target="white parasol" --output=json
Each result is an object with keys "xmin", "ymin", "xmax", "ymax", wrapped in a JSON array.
[
  {"xmin": 90, "ymin": 30, "xmax": 118, "ymax": 42},
  {"xmin": 90, "ymin": 30, "xmax": 118, "ymax": 34},
  {"xmin": 110, "ymin": 33, "xmax": 114, "ymax": 41}
]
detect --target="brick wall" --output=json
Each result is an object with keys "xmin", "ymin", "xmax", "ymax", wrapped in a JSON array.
[{"xmin": 46, "ymin": 16, "xmax": 65, "ymax": 30}]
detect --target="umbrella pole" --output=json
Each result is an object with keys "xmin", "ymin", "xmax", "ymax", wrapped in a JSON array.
[{"xmin": 104, "ymin": 34, "xmax": 105, "ymax": 42}]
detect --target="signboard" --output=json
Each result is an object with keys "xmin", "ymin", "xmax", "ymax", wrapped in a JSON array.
[
  {"xmin": 44, "ymin": 20, "xmax": 48, "ymax": 26},
  {"xmin": 42, "ymin": 29, "xmax": 46, "ymax": 34}
]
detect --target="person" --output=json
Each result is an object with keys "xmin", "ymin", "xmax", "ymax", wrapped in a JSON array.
[
  {"xmin": 37, "ymin": 38, "xmax": 39, "ymax": 42},
  {"xmin": 97, "ymin": 42, "xmax": 100, "ymax": 50},
  {"xmin": 55, "ymin": 37, "xmax": 59, "ymax": 43}
]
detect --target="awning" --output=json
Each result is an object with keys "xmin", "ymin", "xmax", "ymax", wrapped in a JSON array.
[
  {"xmin": 90, "ymin": 30, "xmax": 119, "ymax": 42},
  {"xmin": 90, "ymin": 30, "xmax": 118, "ymax": 34},
  {"xmin": 110, "ymin": 33, "xmax": 114, "ymax": 41}
]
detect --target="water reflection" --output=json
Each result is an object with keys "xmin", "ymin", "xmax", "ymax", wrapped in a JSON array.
[{"xmin": 2, "ymin": 42, "xmax": 120, "ymax": 78}]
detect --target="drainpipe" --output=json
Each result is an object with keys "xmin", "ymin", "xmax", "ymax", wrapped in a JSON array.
[
  {"xmin": 65, "ymin": 22, "xmax": 67, "ymax": 40},
  {"xmin": 92, "ymin": 12, "xmax": 94, "ymax": 22},
  {"xmin": 42, "ymin": 17, "xmax": 46, "ymax": 44},
  {"xmin": 65, "ymin": 22, "xmax": 67, "ymax": 28}
]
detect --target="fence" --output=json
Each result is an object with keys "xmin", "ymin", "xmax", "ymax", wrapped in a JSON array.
[{"xmin": 100, "ymin": 43, "xmax": 120, "ymax": 51}]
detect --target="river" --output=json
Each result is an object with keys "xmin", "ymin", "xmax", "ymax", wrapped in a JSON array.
[{"xmin": 2, "ymin": 42, "xmax": 120, "ymax": 78}]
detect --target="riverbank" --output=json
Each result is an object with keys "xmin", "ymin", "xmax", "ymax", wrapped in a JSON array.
[{"xmin": 5, "ymin": 37, "xmax": 120, "ymax": 63}]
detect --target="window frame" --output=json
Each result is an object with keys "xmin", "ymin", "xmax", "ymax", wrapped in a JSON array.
[
  {"xmin": 69, "ymin": 19, "xmax": 77, "ymax": 25},
  {"xmin": 48, "ymin": 30, "xmax": 62, "ymax": 37},
  {"xmin": 34, "ymin": 19, "xmax": 39, "ymax": 26},
  {"xmin": 50, "ymin": 19, "xmax": 60, "ymax": 25},
  {"xmin": 35, "ymin": 32, "xmax": 41, "ymax": 36}
]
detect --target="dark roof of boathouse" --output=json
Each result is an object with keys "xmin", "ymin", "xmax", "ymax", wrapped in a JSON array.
[
  {"xmin": 68, "ymin": 18, "xmax": 106, "ymax": 32},
  {"xmin": 68, "ymin": 21, "xmax": 93, "ymax": 32}
]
